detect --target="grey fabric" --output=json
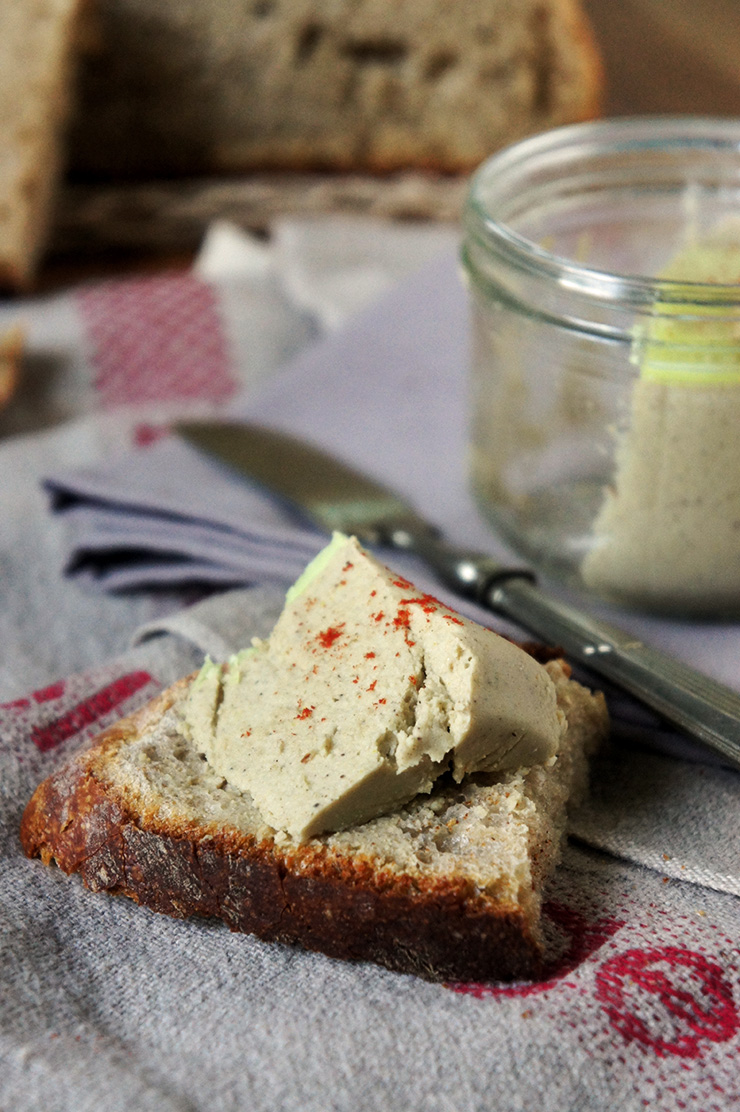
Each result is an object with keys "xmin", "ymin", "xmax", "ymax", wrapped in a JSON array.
[
  {"xmin": 45, "ymin": 437, "xmax": 326, "ymax": 591},
  {"xmin": 1, "ymin": 225, "xmax": 738, "ymax": 1110},
  {"xmin": 570, "ymin": 742, "xmax": 740, "ymax": 897},
  {"xmin": 2, "ymin": 593, "xmax": 739, "ymax": 1112}
]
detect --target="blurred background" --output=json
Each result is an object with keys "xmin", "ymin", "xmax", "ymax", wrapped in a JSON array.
[
  {"xmin": 583, "ymin": 0, "xmax": 740, "ymax": 117},
  {"xmin": 4, "ymin": 0, "xmax": 740, "ymax": 291}
]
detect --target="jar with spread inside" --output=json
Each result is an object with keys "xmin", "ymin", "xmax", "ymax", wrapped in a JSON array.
[{"xmin": 462, "ymin": 117, "xmax": 740, "ymax": 617}]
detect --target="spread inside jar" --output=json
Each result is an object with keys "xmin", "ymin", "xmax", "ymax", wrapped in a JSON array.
[{"xmin": 582, "ymin": 222, "xmax": 740, "ymax": 612}]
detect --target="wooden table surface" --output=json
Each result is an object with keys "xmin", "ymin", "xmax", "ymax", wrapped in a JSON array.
[{"xmin": 584, "ymin": 0, "xmax": 740, "ymax": 118}]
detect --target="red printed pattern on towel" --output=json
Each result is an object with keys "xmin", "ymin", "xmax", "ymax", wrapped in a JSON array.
[
  {"xmin": 595, "ymin": 946, "xmax": 739, "ymax": 1059},
  {"xmin": 450, "ymin": 896, "xmax": 739, "ymax": 1082},
  {"xmin": 30, "ymin": 671, "xmax": 154, "ymax": 752},
  {"xmin": 2, "ymin": 680, "xmax": 67, "ymax": 712},
  {"xmin": 1, "ymin": 672, "xmax": 156, "ymax": 752},
  {"xmin": 76, "ymin": 273, "xmax": 235, "ymax": 408},
  {"xmin": 450, "ymin": 901, "xmax": 626, "ymax": 1001},
  {"xmin": 133, "ymin": 423, "xmax": 171, "ymax": 448}
]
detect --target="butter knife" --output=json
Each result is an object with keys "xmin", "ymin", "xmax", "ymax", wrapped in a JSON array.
[{"xmin": 177, "ymin": 420, "xmax": 740, "ymax": 769}]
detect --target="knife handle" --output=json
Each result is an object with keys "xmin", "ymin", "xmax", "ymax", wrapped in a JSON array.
[
  {"xmin": 489, "ymin": 577, "xmax": 740, "ymax": 770},
  {"xmin": 389, "ymin": 525, "xmax": 740, "ymax": 770}
]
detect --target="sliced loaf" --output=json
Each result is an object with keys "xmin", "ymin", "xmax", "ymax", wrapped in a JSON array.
[
  {"xmin": 68, "ymin": 0, "xmax": 602, "ymax": 178},
  {"xmin": 0, "ymin": 0, "xmax": 86, "ymax": 291}
]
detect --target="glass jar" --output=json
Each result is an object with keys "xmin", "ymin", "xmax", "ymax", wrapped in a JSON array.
[{"xmin": 462, "ymin": 117, "xmax": 740, "ymax": 618}]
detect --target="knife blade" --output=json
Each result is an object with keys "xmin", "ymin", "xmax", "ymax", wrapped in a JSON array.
[{"xmin": 177, "ymin": 420, "xmax": 740, "ymax": 770}]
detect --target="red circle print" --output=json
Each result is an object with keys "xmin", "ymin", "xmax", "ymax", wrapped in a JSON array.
[{"xmin": 595, "ymin": 946, "xmax": 738, "ymax": 1058}]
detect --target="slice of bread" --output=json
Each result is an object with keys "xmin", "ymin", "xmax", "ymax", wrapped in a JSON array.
[
  {"xmin": 0, "ymin": 0, "xmax": 86, "ymax": 292},
  {"xmin": 20, "ymin": 653, "xmax": 607, "ymax": 983},
  {"xmin": 68, "ymin": 0, "xmax": 602, "ymax": 178}
]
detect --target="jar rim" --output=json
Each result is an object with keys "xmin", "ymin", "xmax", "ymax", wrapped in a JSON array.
[{"xmin": 465, "ymin": 116, "xmax": 740, "ymax": 310}]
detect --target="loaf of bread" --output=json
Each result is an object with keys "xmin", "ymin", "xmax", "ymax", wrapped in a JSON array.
[
  {"xmin": 69, "ymin": 0, "xmax": 602, "ymax": 178},
  {"xmin": 21, "ymin": 653, "xmax": 607, "ymax": 982},
  {"xmin": 0, "ymin": 0, "xmax": 86, "ymax": 291}
]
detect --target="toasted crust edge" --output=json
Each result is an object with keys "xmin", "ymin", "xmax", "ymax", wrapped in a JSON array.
[
  {"xmin": 20, "ymin": 657, "xmax": 607, "ymax": 983},
  {"xmin": 20, "ymin": 678, "xmax": 548, "ymax": 981}
]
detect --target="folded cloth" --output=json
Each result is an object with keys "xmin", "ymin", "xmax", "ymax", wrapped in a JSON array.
[{"xmin": 46, "ymin": 436, "xmax": 327, "ymax": 590}]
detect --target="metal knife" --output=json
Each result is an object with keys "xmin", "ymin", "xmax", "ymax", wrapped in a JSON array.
[{"xmin": 177, "ymin": 419, "xmax": 740, "ymax": 770}]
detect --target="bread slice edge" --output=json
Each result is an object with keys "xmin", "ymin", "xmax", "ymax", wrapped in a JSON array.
[{"xmin": 20, "ymin": 658, "xmax": 607, "ymax": 983}]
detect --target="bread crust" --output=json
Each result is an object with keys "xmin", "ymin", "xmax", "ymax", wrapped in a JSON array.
[
  {"xmin": 0, "ymin": 0, "xmax": 90, "ymax": 291},
  {"xmin": 21, "ymin": 655, "xmax": 607, "ymax": 982},
  {"xmin": 68, "ymin": 0, "xmax": 603, "ymax": 179},
  {"xmin": 20, "ymin": 678, "xmax": 551, "ymax": 981}
]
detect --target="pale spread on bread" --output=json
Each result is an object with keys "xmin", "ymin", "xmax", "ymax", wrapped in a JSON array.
[
  {"xmin": 582, "ymin": 222, "xmax": 740, "ymax": 611},
  {"xmin": 180, "ymin": 533, "xmax": 565, "ymax": 841}
]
